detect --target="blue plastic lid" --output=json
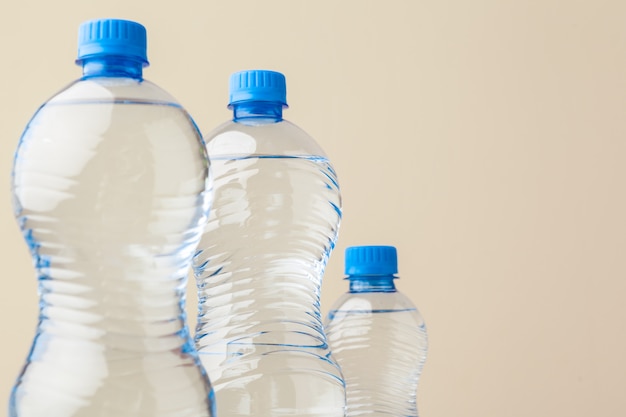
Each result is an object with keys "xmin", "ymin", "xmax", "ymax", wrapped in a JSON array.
[
  {"xmin": 228, "ymin": 70, "xmax": 288, "ymax": 108},
  {"xmin": 76, "ymin": 18, "xmax": 149, "ymax": 66},
  {"xmin": 345, "ymin": 246, "xmax": 398, "ymax": 276}
]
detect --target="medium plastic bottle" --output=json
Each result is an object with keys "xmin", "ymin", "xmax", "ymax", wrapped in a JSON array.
[
  {"xmin": 193, "ymin": 69, "xmax": 345, "ymax": 417},
  {"xmin": 10, "ymin": 18, "xmax": 214, "ymax": 417},
  {"xmin": 325, "ymin": 246, "xmax": 428, "ymax": 417}
]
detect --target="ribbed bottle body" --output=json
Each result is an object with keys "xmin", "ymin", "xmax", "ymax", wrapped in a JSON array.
[
  {"xmin": 194, "ymin": 121, "xmax": 345, "ymax": 417},
  {"xmin": 10, "ymin": 78, "xmax": 214, "ymax": 417},
  {"xmin": 326, "ymin": 291, "xmax": 428, "ymax": 417}
]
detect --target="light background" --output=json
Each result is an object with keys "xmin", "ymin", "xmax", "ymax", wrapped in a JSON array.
[{"xmin": 1, "ymin": 1, "xmax": 625, "ymax": 416}]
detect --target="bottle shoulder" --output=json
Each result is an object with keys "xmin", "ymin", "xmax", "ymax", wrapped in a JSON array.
[
  {"xmin": 19, "ymin": 76, "xmax": 196, "ymax": 144},
  {"xmin": 328, "ymin": 290, "xmax": 422, "ymax": 317},
  {"xmin": 45, "ymin": 77, "xmax": 180, "ymax": 106},
  {"xmin": 326, "ymin": 290, "xmax": 426, "ymax": 334},
  {"xmin": 205, "ymin": 118, "xmax": 328, "ymax": 159}
]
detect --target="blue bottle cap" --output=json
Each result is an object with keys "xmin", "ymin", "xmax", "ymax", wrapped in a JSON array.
[
  {"xmin": 76, "ymin": 18, "xmax": 149, "ymax": 66},
  {"xmin": 228, "ymin": 70, "xmax": 288, "ymax": 108},
  {"xmin": 345, "ymin": 246, "xmax": 398, "ymax": 276}
]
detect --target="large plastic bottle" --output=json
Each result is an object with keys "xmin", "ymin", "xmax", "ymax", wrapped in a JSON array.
[
  {"xmin": 10, "ymin": 18, "xmax": 215, "ymax": 417},
  {"xmin": 325, "ymin": 246, "xmax": 428, "ymax": 417},
  {"xmin": 193, "ymin": 69, "xmax": 345, "ymax": 417}
]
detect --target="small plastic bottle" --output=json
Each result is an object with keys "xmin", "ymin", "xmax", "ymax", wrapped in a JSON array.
[
  {"xmin": 10, "ymin": 18, "xmax": 214, "ymax": 417},
  {"xmin": 325, "ymin": 245, "xmax": 428, "ymax": 417}
]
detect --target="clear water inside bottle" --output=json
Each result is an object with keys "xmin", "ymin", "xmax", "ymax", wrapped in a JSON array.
[
  {"xmin": 194, "ymin": 119, "xmax": 345, "ymax": 417},
  {"xmin": 326, "ymin": 291, "xmax": 428, "ymax": 417},
  {"xmin": 11, "ymin": 79, "xmax": 214, "ymax": 417}
]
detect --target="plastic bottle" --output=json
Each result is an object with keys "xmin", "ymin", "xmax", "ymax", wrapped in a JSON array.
[
  {"xmin": 10, "ymin": 18, "xmax": 215, "ymax": 417},
  {"xmin": 325, "ymin": 245, "xmax": 428, "ymax": 417},
  {"xmin": 193, "ymin": 69, "xmax": 345, "ymax": 417}
]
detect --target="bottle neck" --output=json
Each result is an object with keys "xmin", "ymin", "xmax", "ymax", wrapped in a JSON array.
[
  {"xmin": 348, "ymin": 275, "xmax": 397, "ymax": 293},
  {"xmin": 81, "ymin": 57, "xmax": 144, "ymax": 79},
  {"xmin": 231, "ymin": 102, "xmax": 283, "ymax": 123}
]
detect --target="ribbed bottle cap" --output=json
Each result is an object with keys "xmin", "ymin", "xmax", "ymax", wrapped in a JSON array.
[
  {"xmin": 228, "ymin": 70, "xmax": 288, "ymax": 108},
  {"xmin": 345, "ymin": 246, "xmax": 398, "ymax": 276},
  {"xmin": 76, "ymin": 18, "xmax": 149, "ymax": 66}
]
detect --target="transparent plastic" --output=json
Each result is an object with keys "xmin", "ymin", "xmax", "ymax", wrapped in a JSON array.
[
  {"xmin": 325, "ymin": 277, "xmax": 428, "ymax": 417},
  {"xmin": 10, "ymin": 60, "xmax": 215, "ymax": 417},
  {"xmin": 193, "ymin": 103, "xmax": 345, "ymax": 417}
]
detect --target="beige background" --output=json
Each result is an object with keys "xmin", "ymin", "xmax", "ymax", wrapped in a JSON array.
[{"xmin": 1, "ymin": 1, "xmax": 626, "ymax": 416}]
